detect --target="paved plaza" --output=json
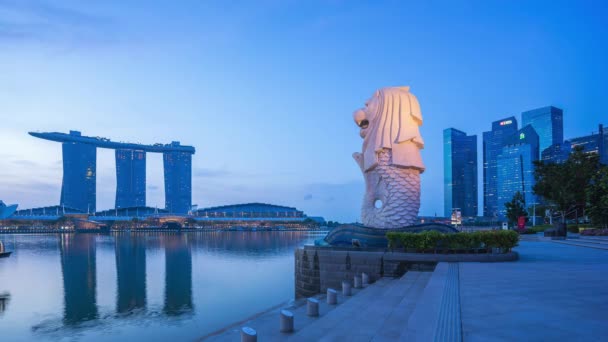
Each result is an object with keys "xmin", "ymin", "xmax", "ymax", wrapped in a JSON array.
[
  {"xmin": 461, "ymin": 240, "xmax": 608, "ymax": 341},
  {"xmin": 203, "ymin": 239, "xmax": 608, "ymax": 341}
]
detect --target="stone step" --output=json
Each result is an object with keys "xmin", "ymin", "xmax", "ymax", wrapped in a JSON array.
[
  {"xmin": 287, "ymin": 275, "xmax": 412, "ymax": 341},
  {"xmin": 552, "ymin": 240, "xmax": 608, "ymax": 250},
  {"xmin": 576, "ymin": 237, "xmax": 608, "ymax": 245},
  {"xmin": 399, "ymin": 263, "xmax": 455, "ymax": 341},
  {"xmin": 202, "ymin": 277, "xmax": 394, "ymax": 341},
  {"xmin": 289, "ymin": 271, "xmax": 432, "ymax": 341},
  {"xmin": 371, "ymin": 272, "xmax": 432, "ymax": 341}
]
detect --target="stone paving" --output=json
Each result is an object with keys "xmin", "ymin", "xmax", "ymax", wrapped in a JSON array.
[
  {"xmin": 460, "ymin": 241, "xmax": 608, "ymax": 341},
  {"xmin": 202, "ymin": 240, "xmax": 608, "ymax": 341}
]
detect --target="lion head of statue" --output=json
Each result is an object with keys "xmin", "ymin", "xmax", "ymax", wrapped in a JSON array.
[{"xmin": 353, "ymin": 86, "xmax": 425, "ymax": 173}]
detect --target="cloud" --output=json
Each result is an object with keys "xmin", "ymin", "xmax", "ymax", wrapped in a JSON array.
[
  {"xmin": 194, "ymin": 167, "xmax": 232, "ymax": 178},
  {"xmin": 10, "ymin": 159, "xmax": 38, "ymax": 167},
  {"xmin": 0, "ymin": 1, "xmax": 118, "ymax": 46}
]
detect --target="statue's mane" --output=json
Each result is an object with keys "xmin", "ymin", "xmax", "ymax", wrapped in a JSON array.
[{"xmin": 362, "ymin": 86, "xmax": 425, "ymax": 172}]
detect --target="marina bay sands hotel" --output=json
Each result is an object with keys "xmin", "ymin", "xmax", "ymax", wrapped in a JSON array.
[{"xmin": 30, "ymin": 130, "xmax": 195, "ymax": 214}]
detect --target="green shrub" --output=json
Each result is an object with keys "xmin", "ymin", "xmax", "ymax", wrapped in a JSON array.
[
  {"xmin": 387, "ymin": 232, "xmax": 401, "ymax": 249},
  {"xmin": 385, "ymin": 230, "xmax": 518, "ymax": 252},
  {"xmin": 567, "ymin": 225, "xmax": 580, "ymax": 233},
  {"xmin": 400, "ymin": 233, "xmax": 419, "ymax": 249},
  {"xmin": 419, "ymin": 231, "xmax": 442, "ymax": 249},
  {"xmin": 520, "ymin": 228, "xmax": 536, "ymax": 234}
]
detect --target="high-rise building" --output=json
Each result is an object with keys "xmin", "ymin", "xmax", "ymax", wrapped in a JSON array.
[
  {"xmin": 521, "ymin": 106, "xmax": 563, "ymax": 156},
  {"xmin": 30, "ymin": 131, "xmax": 195, "ymax": 214},
  {"xmin": 541, "ymin": 124, "xmax": 607, "ymax": 165},
  {"xmin": 60, "ymin": 131, "xmax": 96, "ymax": 213},
  {"xmin": 541, "ymin": 141, "xmax": 571, "ymax": 164},
  {"xmin": 163, "ymin": 142, "xmax": 192, "ymax": 214},
  {"xmin": 115, "ymin": 149, "xmax": 146, "ymax": 209},
  {"xmin": 496, "ymin": 125, "xmax": 539, "ymax": 217},
  {"xmin": 482, "ymin": 117, "xmax": 518, "ymax": 217},
  {"xmin": 444, "ymin": 128, "xmax": 478, "ymax": 217}
]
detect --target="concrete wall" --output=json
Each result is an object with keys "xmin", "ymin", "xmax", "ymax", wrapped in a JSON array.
[
  {"xmin": 295, "ymin": 246, "xmax": 432, "ymax": 298},
  {"xmin": 295, "ymin": 246, "xmax": 518, "ymax": 298}
]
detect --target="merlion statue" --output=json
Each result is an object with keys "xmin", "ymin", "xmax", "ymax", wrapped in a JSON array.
[{"xmin": 353, "ymin": 86, "xmax": 425, "ymax": 228}]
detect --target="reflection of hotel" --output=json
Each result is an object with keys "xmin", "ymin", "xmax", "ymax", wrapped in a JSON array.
[
  {"xmin": 58, "ymin": 233, "xmax": 194, "ymax": 325},
  {"xmin": 163, "ymin": 234, "xmax": 193, "ymax": 315},
  {"xmin": 60, "ymin": 234, "xmax": 98, "ymax": 324},
  {"xmin": 115, "ymin": 234, "xmax": 146, "ymax": 313},
  {"xmin": 0, "ymin": 292, "xmax": 10, "ymax": 315}
]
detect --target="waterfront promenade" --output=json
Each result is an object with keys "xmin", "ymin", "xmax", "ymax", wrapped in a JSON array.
[{"xmin": 203, "ymin": 238, "xmax": 608, "ymax": 341}]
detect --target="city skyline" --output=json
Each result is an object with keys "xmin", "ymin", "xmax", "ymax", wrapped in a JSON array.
[{"xmin": 1, "ymin": 1, "xmax": 607, "ymax": 222}]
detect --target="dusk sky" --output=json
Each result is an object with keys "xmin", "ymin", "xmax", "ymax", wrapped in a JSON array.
[{"xmin": 1, "ymin": 0, "xmax": 606, "ymax": 222}]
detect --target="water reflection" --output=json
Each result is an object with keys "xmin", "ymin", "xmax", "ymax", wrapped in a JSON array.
[
  {"xmin": 1, "ymin": 231, "xmax": 321, "ymax": 341},
  {"xmin": 163, "ymin": 234, "xmax": 193, "ymax": 315},
  {"xmin": 60, "ymin": 234, "xmax": 98, "ymax": 324},
  {"xmin": 0, "ymin": 292, "xmax": 10, "ymax": 315},
  {"xmin": 115, "ymin": 234, "xmax": 146, "ymax": 313}
]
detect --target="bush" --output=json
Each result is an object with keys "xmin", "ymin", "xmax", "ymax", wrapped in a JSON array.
[
  {"xmin": 520, "ymin": 228, "xmax": 537, "ymax": 234},
  {"xmin": 386, "ymin": 230, "xmax": 518, "ymax": 252},
  {"xmin": 567, "ymin": 225, "xmax": 580, "ymax": 233},
  {"xmin": 581, "ymin": 228, "xmax": 608, "ymax": 236},
  {"xmin": 387, "ymin": 232, "xmax": 401, "ymax": 249}
]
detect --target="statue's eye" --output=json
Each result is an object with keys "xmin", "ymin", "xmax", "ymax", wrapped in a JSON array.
[{"xmin": 359, "ymin": 120, "xmax": 369, "ymax": 129}]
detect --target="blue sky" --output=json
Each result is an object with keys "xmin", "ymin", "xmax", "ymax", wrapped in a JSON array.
[{"xmin": 0, "ymin": 0, "xmax": 606, "ymax": 222}]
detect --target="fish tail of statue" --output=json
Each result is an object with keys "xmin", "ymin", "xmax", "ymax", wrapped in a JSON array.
[{"xmin": 360, "ymin": 149, "xmax": 420, "ymax": 228}]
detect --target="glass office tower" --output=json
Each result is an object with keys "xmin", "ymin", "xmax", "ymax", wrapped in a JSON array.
[
  {"xmin": 542, "ymin": 124, "xmax": 607, "ymax": 165},
  {"xmin": 496, "ymin": 125, "xmax": 539, "ymax": 218},
  {"xmin": 163, "ymin": 142, "xmax": 193, "ymax": 214},
  {"xmin": 521, "ymin": 106, "xmax": 563, "ymax": 156},
  {"xmin": 482, "ymin": 116, "xmax": 518, "ymax": 217},
  {"xmin": 115, "ymin": 149, "xmax": 146, "ymax": 208},
  {"xmin": 444, "ymin": 128, "xmax": 478, "ymax": 217},
  {"xmin": 60, "ymin": 131, "xmax": 96, "ymax": 213}
]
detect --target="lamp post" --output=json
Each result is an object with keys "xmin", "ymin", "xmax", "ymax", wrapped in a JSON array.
[{"xmin": 531, "ymin": 202, "xmax": 538, "ymax": 227}]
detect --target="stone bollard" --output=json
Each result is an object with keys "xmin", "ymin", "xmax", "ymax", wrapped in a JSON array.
[
  {"xmin": 241, "ymin": 327, "xmax": 257, "ymax": 342},
  {"xmin": 362, "ymin": 272, "xmax": 370, "ymax": 286},
  {"xmin": 307, "ymin": 298, "xmax": 319, "ymax": 317},
  {"xmin": 280, "ymin": 310, "xmax": 294, "ymax": 333},
  {"xmin": 354, "ymin": 275, "xmax": 362, "ymax": 289},
  {"xmin": 327, "ymin": 288, "xmax": 338, "ymax": 305},
  {"xmin": 342, "ymin": 280, "xmax": 352, "ymax": 296}
]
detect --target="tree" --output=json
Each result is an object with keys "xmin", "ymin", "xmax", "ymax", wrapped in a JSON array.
[
  {"xmin": 505, "ymin": 191, "xmax": 528, "ymax": 225},
  {"xmin": 533, "ymin": 146, "xmax": 600, "ymax": 233},
  {"xmin": 587, "ymin": 166, "xmax": 608, "ymax": 228}
]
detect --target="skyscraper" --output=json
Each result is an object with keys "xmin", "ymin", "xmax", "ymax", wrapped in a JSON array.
[
  {"xmin": 482, "ymin": 117, "xmax": 518, "ymax": 217},
  {"xmin": 521, "ymin": 106, "xmax": 563, "ymax": 156},
  {"xmin": 115, "ymin": 149, "xmax": 146, "ymax": 208},
  {"xmin": 163, "ymin": 142, "xmax": 192, "ymax": 214},
  {"xmin": 31, "ymin": 130, "xmax": 195, "ymax": 214},
  {"xmin": 60, "ymin": 131, "xmax": 96, "ymax": 213},
  {"xmin": 444, "ymin": 128, "xmax": 478, "ymax": 217},
  {"xmin": 542, "ymin": 124, "xmax": 607, "ymax": 164},
  {"xmin": 496, "ymin": 125, "xmax": 539, "ymax": 217}
]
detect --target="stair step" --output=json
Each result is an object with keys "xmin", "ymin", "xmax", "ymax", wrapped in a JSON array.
[
  {"xmin": 372, "ymin": 272, "xmax": 432, "ymax": 341},
  {"xmin": 289, "ymin": 271, "xmax": 429, "ymax": 341}
]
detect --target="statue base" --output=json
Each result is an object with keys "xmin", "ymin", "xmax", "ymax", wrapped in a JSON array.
[{"xmin": 317, "ymin": 223, "xmax": 458, "ymax": 248}]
